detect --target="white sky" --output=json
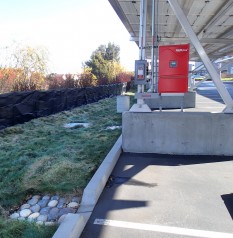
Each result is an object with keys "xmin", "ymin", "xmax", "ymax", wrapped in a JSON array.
[{"xmin": 0, "ymin": 0, "xmax": 138, "ymax": 74}]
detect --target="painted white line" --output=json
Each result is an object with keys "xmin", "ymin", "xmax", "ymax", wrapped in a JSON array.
[
  {"xmin": 94, "ymin": 219, "xmax": 233, "ymax": 238},
  {"xmin": 197, "ymin": 102, "xmax": 223, "ymax": 103},
  {"xmin": 196, "ymin": 105, "xmax": 224, "ymax": 109}
]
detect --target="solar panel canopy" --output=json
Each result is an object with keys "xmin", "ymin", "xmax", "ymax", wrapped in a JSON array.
[{"xmin": 108, "ymin": 0, "xmax": 233, "ymax": 61}]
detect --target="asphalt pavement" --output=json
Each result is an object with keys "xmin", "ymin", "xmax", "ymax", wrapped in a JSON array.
[
  {"xmin": 81, "ymin": 153, "xmax": 233, "ymax": 238},
  {"xmin": 160, "ymin": 81, "xmax": 233, "ymax": 112}
]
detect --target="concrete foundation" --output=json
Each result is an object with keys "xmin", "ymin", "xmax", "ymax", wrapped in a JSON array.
[
  {"xmin": 122, "ymin": 111, "xmax": 233, "ymax": 155},
  {"xmin": 144, "ymin": 91, "xmax": 196, "ymax": 109}
]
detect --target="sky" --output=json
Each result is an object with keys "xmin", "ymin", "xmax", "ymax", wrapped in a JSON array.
[{"xmin": 0, "ymin": 0, "xmax": 138, "ymax": 74}]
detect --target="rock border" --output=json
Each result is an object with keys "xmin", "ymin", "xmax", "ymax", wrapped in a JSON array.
[
  {"xmin": 52, "ymin": 135, "xmax": 122, "ymax": 238},
  {"xmin": 10, "ymin": 195, "xmax": 81, "ymax": 225}
]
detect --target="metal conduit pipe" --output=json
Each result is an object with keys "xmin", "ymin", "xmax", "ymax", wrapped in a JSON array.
[
  {"xmin": 138, "ymin": 0, "xmax": 147, "ymax": 97},
  {"xmin": 150, "ymin": 0, "xmax": 155, "ymax": 92},
  {"xmin": 142, "ymin": 0, "xmax": 147, "ymax": 93},
  {"xmin": 139, "ymin": 0, "xmax": 144, "ymax": 61},
  {"xmin": 154, "ymin": 0, "xmax": 159, "ymax": 92},
  {"xmin": 138, "ymin": 0, "xmax": 145, "ymax": 98}
]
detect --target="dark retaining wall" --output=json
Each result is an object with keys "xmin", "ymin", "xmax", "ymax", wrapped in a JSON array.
[{"xmin": 0, "ymin": 84, "xmax": 123, "ymax": 130}]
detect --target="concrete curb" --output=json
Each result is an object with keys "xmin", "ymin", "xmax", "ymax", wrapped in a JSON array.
[{"xmin": 53, "ymin": 135, "xmax": 122, "ymax": 238}]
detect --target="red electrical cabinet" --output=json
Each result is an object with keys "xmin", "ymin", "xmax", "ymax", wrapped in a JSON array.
[{"xmin": 158, "ymin": 44, "xmax": 189, "ymax": 93}]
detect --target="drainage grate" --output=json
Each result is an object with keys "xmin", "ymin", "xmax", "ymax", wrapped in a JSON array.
[{"xmin": 106, "ymin": 175, "xmax": 157, "ymax": 188}]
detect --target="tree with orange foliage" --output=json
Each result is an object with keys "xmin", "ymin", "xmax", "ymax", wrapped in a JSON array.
[{"xmin": 0, "ymin": 68, "xmax": 19, "ymax": 93}]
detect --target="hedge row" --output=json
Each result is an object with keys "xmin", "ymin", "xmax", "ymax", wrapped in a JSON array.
[{"xmin": 0, "ymin": 84, "xmax": 123, "ymax": 130}]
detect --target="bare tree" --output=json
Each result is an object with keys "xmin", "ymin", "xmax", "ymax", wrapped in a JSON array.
[{"xmin": 11, "ymin": 45, "xmax": 49, "ymax": 91}]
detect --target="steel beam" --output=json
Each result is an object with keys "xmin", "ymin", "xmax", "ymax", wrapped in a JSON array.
[
  {"xmin": 190, "ymin": 47, "xmax": 233, "ymax": 62},
  {"xmin": 108, "ymin": 0, "xmax": 136, "ymax": 37},
  {"xmin": 168, "ymin": 0, "xmax": 233, "ymax": 113},
  {"xmin": 200, "ymin": 39, "xmax": 233, "ymax": 44},
  {"xmin": 172, "ymin": 0, "xmax": 194, "ymax": 37},
  {"xmin": 130, "ymin": 36, "xmax": 233, "ymax": 45},
  {"xmin": 198, "ymin": 26, "xmax": 233, "ymax": 60},
  {"xmin": 191, "ymin": 77, "xmax": 208, "ymax": 90},
  {"xmin": 198, "ymin": 0, "xmax": 233, "ymax": 37}
]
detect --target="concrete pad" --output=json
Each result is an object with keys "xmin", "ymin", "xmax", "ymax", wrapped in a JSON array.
[
  {"xmin": 129, "ymin": 103, "xmax": 151, "ymax": 112},
  {"xmin": 144, "ymin": 91, "xmax": 196, "ymax": 109},
  {"xmin": 122, "ymin": 111, "xmax": 233, "ymax": 155}
]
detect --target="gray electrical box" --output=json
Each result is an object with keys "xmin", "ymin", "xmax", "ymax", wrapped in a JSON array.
[{"xmin": 134, "ymin": 60, "xmax": 147, "ymax": 85}]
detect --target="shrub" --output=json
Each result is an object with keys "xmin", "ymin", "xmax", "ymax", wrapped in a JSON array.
[
  {"xmin": 12, "ymin": 72, "xmax": 45, "ymax": 91},
  {"xmin": 46, "ymin": 73, "xmax": 80, "ymax": 89},
  {"xmin": 78, "ymin": 68, "xmax": 97, "ymax": 87},
  {"xmin": 116, "ymin": 71, "xmax": 133, "ymax": 83}
]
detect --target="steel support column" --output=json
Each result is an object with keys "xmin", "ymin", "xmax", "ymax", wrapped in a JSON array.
[
  {"xmin": 191, "ymin": 76, "xmax": 209, "ymax": 90},
  {"xmin": 131, "ymin": 0, "xmax": 151, "ymax": 112},
  {"xmin": 139, "ymin": 0, "xmax": 147, "ymax": 61},
  {"xmin": 168, "ymin": 0, "xmax": 233, "ymax": 113},
  {"xmin": 138, "ymin": 0, "xmax": 147, "ymax": 96}
]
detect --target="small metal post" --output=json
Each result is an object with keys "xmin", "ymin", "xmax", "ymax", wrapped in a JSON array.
[
  {"xmin": 159, "ymin": 95, "xmax": 162, "ymax": 112},
  {"xmin": 181, "ymin": 96, "xmax": 184, "ymax": 112}
]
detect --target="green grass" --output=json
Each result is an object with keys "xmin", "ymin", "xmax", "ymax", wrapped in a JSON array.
[
  {"xmin": 222, "ymin": 78, "xmax": 233, "ymax": 81},
  {"xmin": 0, "ymin": 95, "xmax": 134, "ymax": 237},
  {"xmin": 0, "ymin": 216, "xmax": 57, "ymax": 238},
  {"xmin": 194, "ymin": 78, "xmax": 233, "ymax": 81}
]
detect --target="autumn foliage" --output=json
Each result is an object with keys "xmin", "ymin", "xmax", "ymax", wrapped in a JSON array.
[
  {"xmin": 45, "ymin": 69, "xmax": 97, "ymax": 90},
  {"xmin": 0, "ymin": 68, "xmax": 46, "ymax": 93},
  {"xmin": 116, "ymin": 72, "xmax": 133, "ymax": 83},
  {"xmin": 0, "ymin": 68, "xmax": 132, "ymax": 93},
  {"xmin": 0, "ymin": 44, "xmax": 132, "ymax": 94},
  {"xmin": 0, "ymin": 68, "xmax": 19, "ymax": 93}
]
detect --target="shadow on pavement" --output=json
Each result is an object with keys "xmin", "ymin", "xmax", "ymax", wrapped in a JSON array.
[
  {"xmin": 222, "ymin": 193, "xmax": 233, "ymax": 220},
  {"xmin": 121, "ymin": 152, "xmax": 233, "ymax": 167},
  {"xmin": 81, "ymin": 153, "xmax": 233, "ymax": 238}
]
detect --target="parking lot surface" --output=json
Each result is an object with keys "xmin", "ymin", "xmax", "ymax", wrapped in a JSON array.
[{"xmin": 81, "ymin": 153, "xmax": 233, "ymax": 238}]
